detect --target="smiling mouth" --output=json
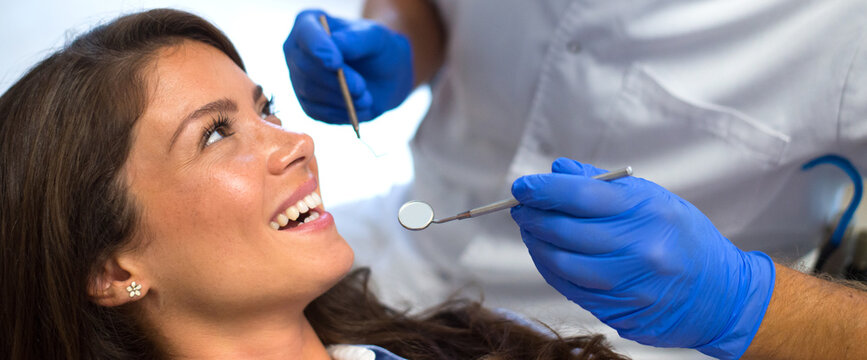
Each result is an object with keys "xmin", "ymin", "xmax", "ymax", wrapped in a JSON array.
[{"xmin": 270, "ymin": 191, "xmax": 323, "ymax": 230}]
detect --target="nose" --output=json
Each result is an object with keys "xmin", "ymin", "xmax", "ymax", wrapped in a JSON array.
[{"xmin": 267, "ymin": 128, "xmax": 315, "ymax": 175}]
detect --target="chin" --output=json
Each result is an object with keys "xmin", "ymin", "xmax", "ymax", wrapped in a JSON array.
[
  {"xmin": 316, "ymin": 234, "xmax": 355, "ymax": 292},
  {"xmin": 334, "ymin": 236, "xmax": 355, "ymax": 277}
]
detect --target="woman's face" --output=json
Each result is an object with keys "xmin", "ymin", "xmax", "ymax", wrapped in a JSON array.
[{"xmin": 122, "ymin": 40, "xmax": 353, "ymax": 317}]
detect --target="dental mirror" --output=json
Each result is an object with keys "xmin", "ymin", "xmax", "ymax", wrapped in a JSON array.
[
  {"xmin": 398, "ymin": 201, "xmax": 436, "ymax": 230},
  {"xmin": 398, "ymin": 166, "xmax": 633, "ymax": 231}
]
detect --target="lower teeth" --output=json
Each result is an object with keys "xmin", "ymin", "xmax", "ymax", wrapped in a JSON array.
[
  {"xmin": 303, "ymin": 211, "xmax": 320, "ymax": 223},
  {"xmin": 272, "ymin": 210, "xmax": 320, "ymax": 230}
]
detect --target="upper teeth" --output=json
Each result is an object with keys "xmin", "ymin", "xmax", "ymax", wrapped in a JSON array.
[{"xmin": 270, "ymin": 192, "xmax": 322, "ymax": 229}]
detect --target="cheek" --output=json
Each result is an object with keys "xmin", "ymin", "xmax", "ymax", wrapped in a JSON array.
[
  {"xmin": 146, "ymin": 156, "xmax": 263, "ymax": 243},
  {"xmin": 138, "ymin": 162, "xmax": 266, "ymax": 284},
  {"xmin": 206, "ymin": 163, "xmax": 259, "ymax": 205},
  {"xmin": 189, "ymin": 162, "xmax": 262, "ymax": 233}
]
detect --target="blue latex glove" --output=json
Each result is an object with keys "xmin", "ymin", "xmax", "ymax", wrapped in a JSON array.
[
  {"xmin": 283, "ymin": 9, "xmax": 413, "ymax": 124},
  {"xmin": 511, "ymin": 158, "xmax": 776, "ymax": 360}
]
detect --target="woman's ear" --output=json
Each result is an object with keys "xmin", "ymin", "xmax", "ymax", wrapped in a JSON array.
[{"xmin": 88, "ymin": 255, "xmax": 148, "ymax": 307}]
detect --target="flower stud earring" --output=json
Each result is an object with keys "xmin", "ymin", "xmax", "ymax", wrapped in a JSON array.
[{"xmin": 126, "ymin": 281, "xmax": 142, "ymax": 298}]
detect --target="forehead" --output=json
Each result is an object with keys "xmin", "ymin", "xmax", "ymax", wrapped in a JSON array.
[{"xmin": 146, "ymin": 40, "xmax": 248, "ymax": 108}]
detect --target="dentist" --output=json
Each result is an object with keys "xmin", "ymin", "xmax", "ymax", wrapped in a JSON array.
[{"xmin": 283, "ymin": 0, "xmax": 867, "ymax": 281}]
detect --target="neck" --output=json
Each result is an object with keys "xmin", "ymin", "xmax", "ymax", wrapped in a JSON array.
[{"xmin": 143, "ymin": 301, "xmax": 330, "ymax": 360}]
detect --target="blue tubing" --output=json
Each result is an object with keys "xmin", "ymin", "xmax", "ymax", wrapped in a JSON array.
[{"xmin": 802, "ymin": 154, "xmax": 863, "ymax": 247}]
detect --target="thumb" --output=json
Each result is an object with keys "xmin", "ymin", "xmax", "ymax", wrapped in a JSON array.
[{"xmin": 512, "ymin": 173, "xmax": 641, "ymax": 218}]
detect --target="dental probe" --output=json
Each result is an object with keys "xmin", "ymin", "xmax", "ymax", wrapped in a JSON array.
[
  {"xmin": 398, "ymin": 166, "xmax": 633, "ymax": 231},
  {"xmin": 318, "ymin": 15, "xmax": 361, "ymax": 139}
]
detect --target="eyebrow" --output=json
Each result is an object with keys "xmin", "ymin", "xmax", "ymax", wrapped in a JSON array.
[{"xmin": 167, "ymin": 85, "xmax": 265, "ymax": 152}]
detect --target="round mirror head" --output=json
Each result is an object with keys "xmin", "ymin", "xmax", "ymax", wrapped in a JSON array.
[{"xmin": 398, "ymin": 201, "xmax": 435, "ymax": 230}]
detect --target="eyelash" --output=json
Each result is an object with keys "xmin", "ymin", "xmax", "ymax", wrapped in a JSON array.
[
  {"xmin": 262, "ymin": 95, "xmax": 276, "ymax": 118},
  {"xmin": 200, "ymin": 113, "xmax": 235, "ymax": 149},
  {"xmin": 199, "ymin": 96, "xmax": 276, "ymax": 149}
]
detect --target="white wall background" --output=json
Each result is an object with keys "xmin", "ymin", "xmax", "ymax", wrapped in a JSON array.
[{"xmin": 0, "ymin": 0, "xmax": 428, "ymax": 207}]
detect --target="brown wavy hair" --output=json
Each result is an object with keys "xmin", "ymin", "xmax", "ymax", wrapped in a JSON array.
[{"xmin": 0, "ymin": 8, "xmax": 628, "ymax": 360}]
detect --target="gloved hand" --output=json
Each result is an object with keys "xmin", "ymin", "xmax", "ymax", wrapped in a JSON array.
[
  {"xmin": 283, "ymin": 9, "xmax": 413, "ymax": 124},
  {"xmin": 511, "ymin": 158, "xmax": 776, "ymax": 360}
]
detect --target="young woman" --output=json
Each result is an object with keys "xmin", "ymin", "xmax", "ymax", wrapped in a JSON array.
[{"xmin": 0, "ymin": 9, "xmax": 627, "ymax": 359}]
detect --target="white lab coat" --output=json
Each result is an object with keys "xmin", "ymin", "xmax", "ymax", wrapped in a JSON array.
[
  {"xmin": 407, "ymin": 0, "xmax": 867, "ymax": 284},
  {"xmin": 337, "ymin": 0, "xmax": 867, "ymax": 357}
]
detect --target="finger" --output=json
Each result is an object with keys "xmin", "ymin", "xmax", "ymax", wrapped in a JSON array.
[
  {"xmin": 338, "ymin": 65, "xmax": 370, "ymax": 100},
  {"xmin": 511, "ymin": 206, "xmax": 628, "ymax": 254},
  {"xmin": 297, "ymin": 96, "xmax": 374, "ymax": 124},
  {"xmin": 330, "ymin": 20, "xmax": 393, "ymax": 62},
  {"xmin": 290, "ymin": 64, "xmax": 372, "ymax": 109},
  {"xmin": 288, "ymin": 42, "xmax": 371, "ymax": 103},
  {"xmin": 531, "ymin": 259, "xmax": 619, "ymax": 308},
  {"xmin": 294, "ymin": 85, "xmax": 373, "ymax": 114},
  {"xmin": 530, "ymin": 251, "xmax": 587, "ymax": 300},
  {"xmin": 534, "ymin": 259, "xmax": 649, "ymax": 332},
  {"xmin": 526, "ymin": 237, "xmax": 661, "ymax": 335},
  {"xmin": 522, "ymin": 233, "xmax": 625, "ymax": 291},
  {"xmin": 528, "ymin": 246, "xmax": 658, "ymax": 335},
  {"xmin": 318, "ymin": 14, "xmax": 353, "ymax": 32},
  {"xmin": 511, "ymin": 173, "xmax": 645, "ymax": 217},
  {"xmin": 287, "ymin": 10, "xmax": 342, "ymax": 70},
  {"xmin": 551, "ymin": 157, "xmax": 609, "ymax": 176},
  {"xmin": 523, "ymin": 229, "xmax": 587, "ymax": 295}
]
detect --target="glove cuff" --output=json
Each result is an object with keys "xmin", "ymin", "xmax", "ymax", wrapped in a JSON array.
[{"xmin": 696, "ymin": 251, "xmax": 776, "ymax": 360}]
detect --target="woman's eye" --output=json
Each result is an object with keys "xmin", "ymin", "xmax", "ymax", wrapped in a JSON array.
[
  {"xmin": 204, "ymin": 128, "xmax": 226, "ymax": 147},
  {"xmin": 260, "ymin": 96, "xmax": 274, "ymax": 120},
  {"xmin": 201, "ymin": 115, "xmax": 234, "ymax": 149}
]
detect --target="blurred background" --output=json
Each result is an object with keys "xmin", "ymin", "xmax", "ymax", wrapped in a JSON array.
[{"xmin": 0, "ymin": 0, "xmax": 429, "ymax": 208}]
